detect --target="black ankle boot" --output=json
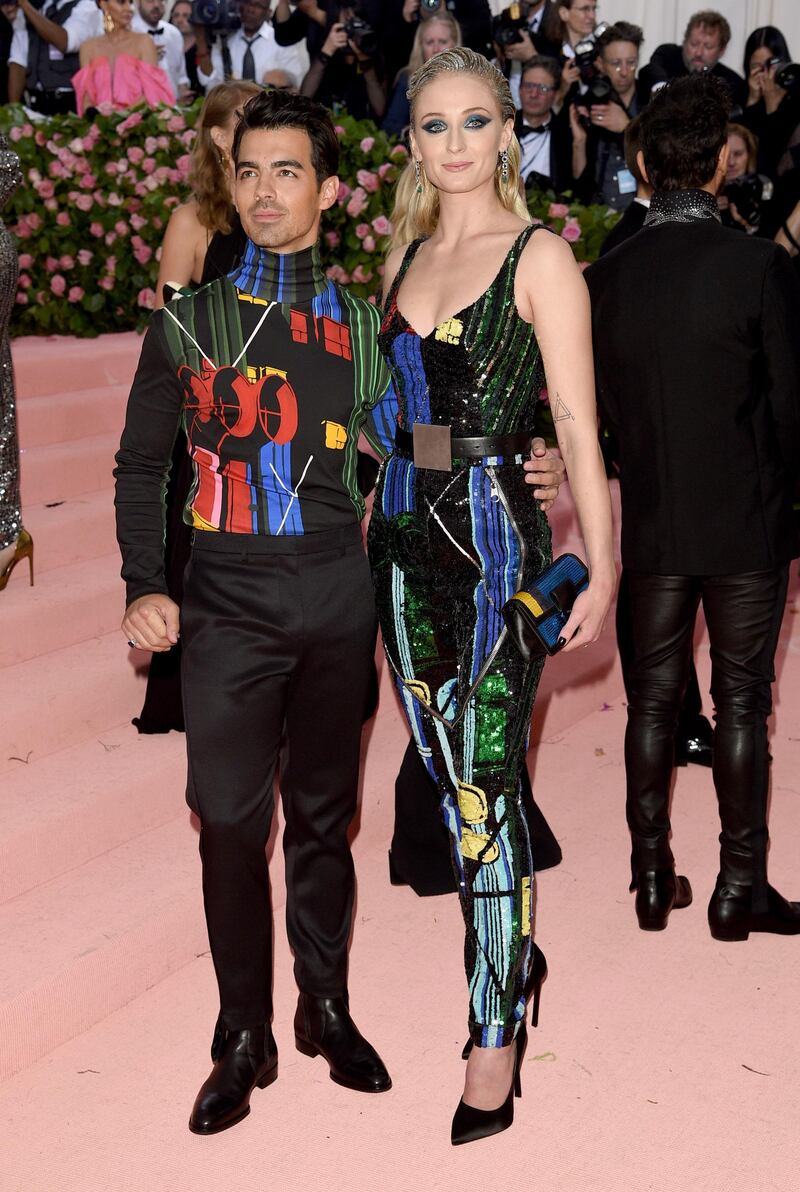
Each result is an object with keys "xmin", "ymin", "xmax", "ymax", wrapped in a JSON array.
[
  {"xmin": 631, "ymin": 867, "xmax": 693, "ymax": 931},
  {"xmin": 189, "ymin": 1020, "xmax": 278, "ymax": 1135},
  {"xmin": 294, "ymin": 994, "xmax": 392, "ymax": 1093},
  {"xmin": 708, "ymin": 880, "xmax": 800, "ymax": 941}
]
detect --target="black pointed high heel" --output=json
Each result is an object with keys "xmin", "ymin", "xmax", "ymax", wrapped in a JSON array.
[
  {"xmin": 451, "ymin": 1025, "xmax": 527, "ymax": 1146},
  {"xmin": 461, "ymin": 943, "xmax": 547, "ymax": 1060}
]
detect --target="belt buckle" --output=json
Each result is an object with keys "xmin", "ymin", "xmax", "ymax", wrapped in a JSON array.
[{"xmin": 412, "ymin": 423, "xmax": 452, "ymax": 472}]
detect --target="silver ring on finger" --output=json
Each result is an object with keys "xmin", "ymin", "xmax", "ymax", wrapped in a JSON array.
[{"xmin": 128, "ymin": 639, "xmax": 138, "ymax": 649}]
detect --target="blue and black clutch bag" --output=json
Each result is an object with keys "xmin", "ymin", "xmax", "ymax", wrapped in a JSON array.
[{"xmin": 502, "ymin": 553, "xmax": 590, "ymax": 660}]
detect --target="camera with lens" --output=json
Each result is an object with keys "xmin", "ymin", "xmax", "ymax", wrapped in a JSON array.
[
  {"xmin": 572, "ymin": 21, "xmax": 609, "ymax": 83},
  {"xmin": 768, "ymin": 58, "xmax": 800, "ymax": 95},
  {"xmin": 420, "ymin": 0, "xmax": 442, "ymax": 12},
  {"xmin": 723, "ymin": 172, "xmax": 774, "ymax": 228},
  {"xmin": 343, "ymin": 15, "xmax": 377, "ymax": 57},
  {"xmin": 190, "ymin": 0, "xmax": 240, "ymax": 32},
  {"xmin": 492, "ymin": 2, "xmax": 531, "ymax": 49}
]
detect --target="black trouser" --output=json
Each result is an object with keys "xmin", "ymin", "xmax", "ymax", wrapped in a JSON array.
[
  {"xmin": 625, "ymin": 567, "xmax": 789, "ymax": 910},
  {"xmin": 181, "ymin": 525, "xmax": 377, "ymax": 1031},
  {"xmin": 616, "ymin": 569, "xmax": 705, "ymax": 734}
]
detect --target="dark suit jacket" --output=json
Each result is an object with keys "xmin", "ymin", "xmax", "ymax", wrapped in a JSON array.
[
  {"xmin": 516, "ymin": 108, "xmax": 573, "ymax": 196},
  {"xmin": 639, "ymin": 44, "xmax": 747, "ymax": 109},
  {"xmin": 599, "ymin": 198, "xmax": 648, "ymax": 256},
  {"xmin": 585, "ymin": 218, "xmax": 800, "ymax": 575}
]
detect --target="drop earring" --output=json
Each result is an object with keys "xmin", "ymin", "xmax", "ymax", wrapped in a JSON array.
[
  {"xmin": 415, "ymin": 159, "xmax": 423, "ymax": 194},
  {"xmin": 500, "ymin": 148, "xmax": 509, "ymax": 181},
  {"xmin": 103, "ymin": 7, "xmax": 115, "ymax": 33}
]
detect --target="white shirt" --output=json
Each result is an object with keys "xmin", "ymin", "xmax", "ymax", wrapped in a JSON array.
[
  {"xmin": 518, "ymin": 119, "xmax": 552, "ymax": 181},
  {"xmin": 9, "ymin": 0, "xmax": 101, "ymax": 71},
  {"xmin": 132, "ymin": 11, "xmax": 189, "ymax": 94},
  {"xmin": 507, "ymin": 4, "xmax": 547, "ymax": 109},
  {"xmin": 197, "ymin": 21, "xmax": 309, "ymax": 91}
]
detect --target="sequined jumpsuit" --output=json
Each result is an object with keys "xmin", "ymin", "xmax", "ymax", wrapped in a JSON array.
[
  {"xmin": 0, "ymin": 134, "xmax": 22, "ymax": 552},
  {"xmin": 368, "ymin": 225, "xmax": 552, "ymax": 1048}
]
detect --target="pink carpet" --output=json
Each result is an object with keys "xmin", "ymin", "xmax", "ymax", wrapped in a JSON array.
[{"xmin": 3, "ymin": 333, "xmax": 800, "ymax": 1192}]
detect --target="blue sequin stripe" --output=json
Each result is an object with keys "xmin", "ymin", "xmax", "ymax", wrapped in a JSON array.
[
  {"xmin": 467, "ymin": 468, "xmax": 518, "ymax": 684},
  {"xmin": 392, "ymin": 333, "xmax": 431, "ymax": 425}
]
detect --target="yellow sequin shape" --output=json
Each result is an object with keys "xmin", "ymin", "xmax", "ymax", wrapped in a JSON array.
[
  {"xmin": 457, "ymin": 781, "xmax": 489, "ymax": 825},
  {"xmin": 461, "ymin": 827, "xmax": 500, "ymax": 864},
  {"xmin": 521, "ymin": 875, "xmax": 532, "ymax": 936},
  {"xmin": 404, "ymin": 679, "xmax": 432, "ymax": 706},
  {"xmin": 435, "ymin": 317, "xmax": 464, "ymax": 346},
  {"xmin": 322, "ymin": 420, "xmax": 348, "ymax": 449}
]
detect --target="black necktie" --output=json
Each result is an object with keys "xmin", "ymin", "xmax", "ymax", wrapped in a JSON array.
[
  {"xmin": 147, "ymin": 26, "xmax": 164, "ymax": 35},
  {"xmin": 241, "ymin": 37, "xmax": 258, "ymax": 81}
]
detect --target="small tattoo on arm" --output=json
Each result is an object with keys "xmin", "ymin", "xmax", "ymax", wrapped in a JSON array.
[{"xmin": 553, "ymin": 395, "xmax": 575, "ymax": 422}]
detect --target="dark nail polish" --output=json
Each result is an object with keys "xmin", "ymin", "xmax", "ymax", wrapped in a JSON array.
[{"xmin": 556, "ymin": 636, "xmax": 566, "ymax": 650}]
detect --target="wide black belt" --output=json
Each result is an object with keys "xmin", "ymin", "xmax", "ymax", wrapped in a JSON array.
[{"xmin": 394, "ymin": 425, "xmax": 534, "ymax": 469}]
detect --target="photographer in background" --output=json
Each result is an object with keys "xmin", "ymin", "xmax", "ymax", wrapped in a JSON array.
[
  {"xmin": 6, "ymin": 0, "xmax": 99, "ymax": 112},
  {"xmin": 515, "ymin": 54, "xmax": 572, "ymax": 194},
  {"xmin": 300, "ymin": 3, "xmax": 385, "ymax": 120},
  {"xmin": 133, "ymin": 0, "xmax": 191, "ymax": 100},
  {"xmin": 195, "ymin": 0, "xmax": 309, "ymax": 92},
  {"xmin": 639, "ymin": 9, "xmax": 746, "ymax": 110},
  {"xmin": 599, "ymin": 113, "xmax": 652, "ymax": 254},
  {"xmin": 540, "ymin": 0, "xmax": 597, "ymax": 102},
  {"xmin": 570, "ymin": 21, "xmax": 645, "ymax": 212},
  {"xmin": 740, "ymin": 26, "xmax": 800, "ymax": 183},
  {"xmin": 383, "ymin": 11, "xmax": 460, "ymax": 137},
  {"xmin": 170, "ymin": 0, "xmax": 202, "ymax": 97},
  {"xmin": 491, "ymin": 1, "xmax": 557, "ymax": 108},
  {"xmin": 383, "ymin": 0, "xmax": 491, "ymax": 81}
]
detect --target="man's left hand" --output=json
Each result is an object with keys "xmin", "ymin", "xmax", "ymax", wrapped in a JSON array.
[
  {"xmin": 504, "ymin": 30, "xmax": 535, "ymax": 62},
  {"xmin": 590, "ymin": 102, "xmax": 629, "ymax": 133},
  {"xmin": 523, "ymin": 438, "xmax": 565, "ymax": 512}
]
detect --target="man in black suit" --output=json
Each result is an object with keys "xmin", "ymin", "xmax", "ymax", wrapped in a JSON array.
[
  {"xmin": 639, "ymin": 9, "xmax": 746, "ymax": 110},
  {"xmin": 598, "ymin": 114, "xmax": 650, "ymax": 255},
  {"xmin": 586, "ymin": 74, "xmax": 800, "ymax": 942},
  {"xmin": 516, "ymin": 55, "xmax": 573, "ymax": 195}
]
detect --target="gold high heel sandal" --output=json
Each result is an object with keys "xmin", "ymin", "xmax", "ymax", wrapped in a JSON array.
[{"xmin": 0, "ymin": 529, "xmax": 34, "ymax": 592}]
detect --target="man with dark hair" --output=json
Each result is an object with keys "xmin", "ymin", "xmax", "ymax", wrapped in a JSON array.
[
  {"xmin": 570, "ymin": 21, "xmax": 645, "ymax": 211},
  {"xmin": 516, "ymin": 54, "xmax": 573, "ymax": 194},
  {"xmin": 6, "ymin": 0, "xmax": 99, "ymax": 113},
  {"xmin": 114, "ymin": 88, "xmax": 565, "ymax": 1134},
  {"xmin": 639, "ymin": 8, "xmax": 746, "ymax": 108},
  {"xmin": 586, "ymin": 73, "xmax": 800, "ymax": 942}
]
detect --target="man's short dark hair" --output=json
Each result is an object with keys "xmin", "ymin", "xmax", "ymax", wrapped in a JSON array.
[
  {"xmin": 520, "ymin": 54, "xmax": 561, "ymax": 90},
  {"xmin": 232, "ymin": 90, "xmax": 340, "ymax": 185},
  {"xmin": 597, "ymin": 22, "xmax": 644, "ymax": 54},
  {"xmin": 623, "ymin": 113, "xmax": 645, "ymax": 184},
  {"xmin": 684, "ymin": 10, "xmax": 731, "ymax": 50},
  {"xmin": 638, "ymin": 73, "xmax": 728, "ymax": 192}
]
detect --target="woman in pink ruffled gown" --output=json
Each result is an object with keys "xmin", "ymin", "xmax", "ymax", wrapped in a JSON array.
[{"xmin": 72, "ymin": 0, "xmax": 175, "ymax": 115}]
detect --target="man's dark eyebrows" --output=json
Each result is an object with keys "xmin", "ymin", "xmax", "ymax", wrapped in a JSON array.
[
  {"xmin": 272, "ymin": 159, "xmax": 305, "ymax": 169},
  {"xmin": 236, "ymin": 160, "xmax": 259, "ymax": 171}
]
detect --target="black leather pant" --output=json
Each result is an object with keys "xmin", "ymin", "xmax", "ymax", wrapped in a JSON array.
[{"xmin": 624, "ymin": 567, "xmax": 789, "ymax": 907}]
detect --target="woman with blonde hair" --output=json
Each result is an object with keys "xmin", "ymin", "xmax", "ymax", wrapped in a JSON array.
[
  {"xmin": 383, "ymin": 13, "xmax": 462, "ymax": 137},
  {"xmin": 369, "ymin": 46, "xmax": 614, "ymax": 1144},
  {"xmin": 155, "ymin": 80, "xmax": 262, "ymax": 305}
]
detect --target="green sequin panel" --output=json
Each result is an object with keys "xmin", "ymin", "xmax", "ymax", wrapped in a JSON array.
[{"xmin": 474, "ymin": 673, "xmax": 509, "ymax": 768}]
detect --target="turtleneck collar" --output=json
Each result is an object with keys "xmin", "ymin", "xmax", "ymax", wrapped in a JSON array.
[
  {"xmin": 229, "ymin": 239, "xmax": 329, "ymax": 304},
  {"xmin": 644, "ymin": 188, "xmax": 722, "ymax": 227}
]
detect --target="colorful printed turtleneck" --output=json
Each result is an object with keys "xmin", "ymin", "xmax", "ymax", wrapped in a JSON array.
[
  {"xmin": 114, "ymin": 239, "xmax": 398, "ymax": 602},
  {"xmin": 228, "ymin": 240, "xmax": 330, "ymax": 305}
]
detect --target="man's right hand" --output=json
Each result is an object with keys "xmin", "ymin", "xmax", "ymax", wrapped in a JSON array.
[
  {"xmin": 322, "ymin": 22, "xmax": 348, "ymax": 57},
  {"xmin": 122, "ymin": 593, "xmax": 181, "ymax": 652}
]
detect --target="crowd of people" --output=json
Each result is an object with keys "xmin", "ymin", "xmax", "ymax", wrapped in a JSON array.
[{"xmin": 1, "ymin": 0, "xmax": 800, "ymax": 1160}]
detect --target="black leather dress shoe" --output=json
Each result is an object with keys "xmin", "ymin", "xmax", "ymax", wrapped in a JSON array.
[
  {"xmin": 189, "ymin": 1022, "xmax": 278, "ymax": 1135},
  {"xmin": 294, "ymin": 994, "xmax": 392, "ymax": 1093},
  {"xmin": 708, "ymin": 881, "xmax": 800, "ymax": 941},
  {"xmin": 674, "ymin": 716, "xmax": 714, "ymax": 768},
  {"xmin": 631, "ymin": 868, "xmax": 693, "ymax": 931}
]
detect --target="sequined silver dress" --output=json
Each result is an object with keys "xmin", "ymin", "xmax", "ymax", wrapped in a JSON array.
[{"xmin": 0, "ymin": 134, "xmax": 22, "ymax": 551}]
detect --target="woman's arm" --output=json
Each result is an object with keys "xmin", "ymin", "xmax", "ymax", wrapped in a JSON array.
[
  {"xmin": 519, "ymin": 231, "xmax": 616, "ymax": 651},
  {"xmin": 155, "ymin": 202, "xmax": 205, "ymax": 309}
]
